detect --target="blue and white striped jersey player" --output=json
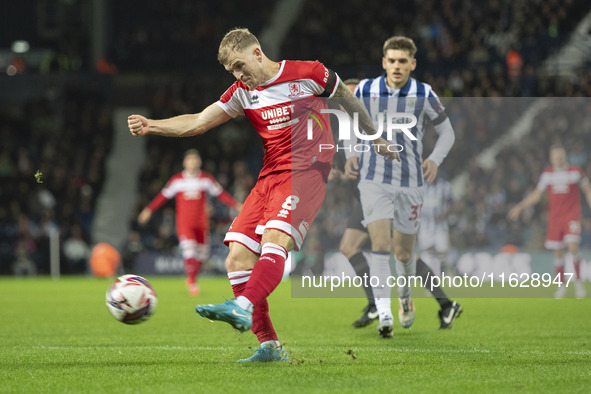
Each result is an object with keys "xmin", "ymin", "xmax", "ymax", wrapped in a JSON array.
[{"xmin": 346, "ymin": 36, "xmax": 455, "ymax": 338}]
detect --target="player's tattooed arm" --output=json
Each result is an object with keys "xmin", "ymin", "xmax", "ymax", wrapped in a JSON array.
[
  {"xmin": 333, "ymin": 81, "xmax": 378, "ymax": 137},
  {"xmin": 333, "ymin": 80, "xmax": 400, "ymax": 162}
]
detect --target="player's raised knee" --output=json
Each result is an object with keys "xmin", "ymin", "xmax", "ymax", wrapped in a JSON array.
[
  {"xmin": 261, "ymin": 229, "xmax": 293, "ymax": 251},
  {"xmin": 225, "ymin": 254, "xmax": 253, "ymax": 272},
  {"xmin": 225, "ymin": 242, "xmax": 258, "ymax": 272},
  {"xmin": 394, "ymin": 249, "xmax": 413, "ymax": 264}
]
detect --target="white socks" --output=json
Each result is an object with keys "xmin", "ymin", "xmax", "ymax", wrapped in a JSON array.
[
  {"xmin": 396, "ymin": 254, "xmax": 416, "ymax": 298},
  {"xmin": 370, "ymin": 252, "xmax": 418, "ymax": 320},
  {"xmin": 370, "ymin": 252, "xmax": 393, "ymax": 320},
  {"xmin": 261, "ymin": 340, "xmax": 281, "ymax": 348},
  {"xmin": 235, "ymin": 295, "xmax": 254, "ymax": 313}
]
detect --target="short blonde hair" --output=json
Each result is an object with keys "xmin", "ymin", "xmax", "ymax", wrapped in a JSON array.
[
  {"xmin": 218, "ymin": 28, "xmax": 260, "ymax": 65},
  {"xmin": 383, "ymin": 36, "xmax": 417, "ymax": 58},
  {"xmin": 184, "ymin": 149, "xmax": 201, "ymax": 158}
]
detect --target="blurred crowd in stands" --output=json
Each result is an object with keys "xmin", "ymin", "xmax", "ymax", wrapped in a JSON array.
[
  {"xmin": 0, "ymin": 76, "xmax": 112, "ymax": 274},
  {"xmin": 288, "ymin": 0, "xmax": 591, "ymax": 97},
  {"xmin": 1, "ymin": 0, "xmax": 591, "ymax": 275}
]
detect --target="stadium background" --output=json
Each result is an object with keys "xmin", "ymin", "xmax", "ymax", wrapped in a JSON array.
[{"xmin": 1, "ymin": 0, "xmax": 591, "ymax": 279}]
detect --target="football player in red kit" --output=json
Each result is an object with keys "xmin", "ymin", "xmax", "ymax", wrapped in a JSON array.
[
  {"xmin": 138, "ymin": 149, "xmax": 240, "ymax": 296},
  {"xmin": 509, "ymin": 144, "xmax": 591, "ymax": 298},
  {"xmin": 128, "ymin": 28, "xmax": 398, "ymax": 362}
]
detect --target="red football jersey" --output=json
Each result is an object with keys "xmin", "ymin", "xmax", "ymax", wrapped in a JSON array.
[
  {"xmin": 148, "ymin": 170, "xmax": 237, "ymax": 232},
  {"xmin": 216, "ymin": 60, "xmax": 339, "ymax": 178},
  {"xmin": 536, "ymin": 165, "xmax": 589, "ymax": 223}
]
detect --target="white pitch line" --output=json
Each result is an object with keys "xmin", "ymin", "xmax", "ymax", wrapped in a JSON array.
[{"xmin": 375, "ymin": 348, "xmax": 491, "ymax": 354}]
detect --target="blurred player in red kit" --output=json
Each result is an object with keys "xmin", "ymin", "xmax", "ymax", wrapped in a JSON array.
[
  {"xmin": 508, "ymin": 144, "xmax": 591, "ymax": 298},
  {"xmin": 138, "ymin": 149, "xmax": 240, "ymax": 296},
  {"xmin": 128, "ymin": 28, "xmax": 397, "ymax": 362}
]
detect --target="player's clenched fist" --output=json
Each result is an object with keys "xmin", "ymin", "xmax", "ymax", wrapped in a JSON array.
[{"xmin": 128, "ymin": 114, "xmax": 149, "ymax": 137}]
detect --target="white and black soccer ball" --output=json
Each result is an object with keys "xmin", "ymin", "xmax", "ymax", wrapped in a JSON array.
[{"xmin": 106, "ymin": 275, "xmax": 158, "ymax": 324}]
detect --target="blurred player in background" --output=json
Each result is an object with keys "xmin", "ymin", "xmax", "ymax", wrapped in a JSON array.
[
  {"xmin": 416, "ymin": 175, "xmax": 462, "ymax": 328},
  {"xmin": 348, "ymin": 36, "xmax": 456, "ymax": 338},
  {"xmin": 138, "ymin": 149, "xmax": 240, "ymax": 296},
  {"xmin": 417, "ymin": 176, "xmax": 453, "ymax": 277},
  {"xmin": 128, "ymin": 28, "xmax": 397, "ymax": 362},
  {"xmin": 508, "ymin": 144, "xmax": 591, "ymax": 298}
]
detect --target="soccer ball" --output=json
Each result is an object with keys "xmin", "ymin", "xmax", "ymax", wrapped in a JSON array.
[{"xmin": 106, "ymin": 275, "xmax": 158, "ymax": 324}]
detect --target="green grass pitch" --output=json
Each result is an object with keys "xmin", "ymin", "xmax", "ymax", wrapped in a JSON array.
[{"xmin": 1, "ymin": 276, "xmax": 590, "ymax": 393}]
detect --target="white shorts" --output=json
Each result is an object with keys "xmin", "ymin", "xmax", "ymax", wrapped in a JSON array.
[
  {"xmin": 358, "ymin": 180, "xmax": 424, "ymax": 235},
  {"xmin": 418, "ymin": 222, "xmax": 449, "ymax": 253}
]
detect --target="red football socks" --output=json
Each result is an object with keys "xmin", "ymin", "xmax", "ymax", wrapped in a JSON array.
[
  {"xmin": 229, "ymin": 269, "xmax": 251, "ymax": 297},
  {"xmin": 185, "ymin": 258, "xmax": 202, "ymax": 284},
  {"xmin": 556, "ymin": 265, "xmax": 565, "ymax": 283},
  {"xmin": 228, "ymin": 266, "xmax": 279, "ymax": 343},
  {"xmin": 240, "ymin": 243, "xmax": 287, "ymax": 306},
  {"xmin": 573, "ymin": 255, "xmax": 581, "ymax": 280}
]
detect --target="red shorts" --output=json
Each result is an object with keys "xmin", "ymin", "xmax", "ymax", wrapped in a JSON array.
[
  {"xmin": 545, "ymin": 215, "xmax": 581, "ymax": 250},
  {"xmin": 224, "ymin": 164, "xmax": 330, "ymax": 253},
  {"xmin": 178, "ymin": 226, "xmax": 209, "ymax": 245}
]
